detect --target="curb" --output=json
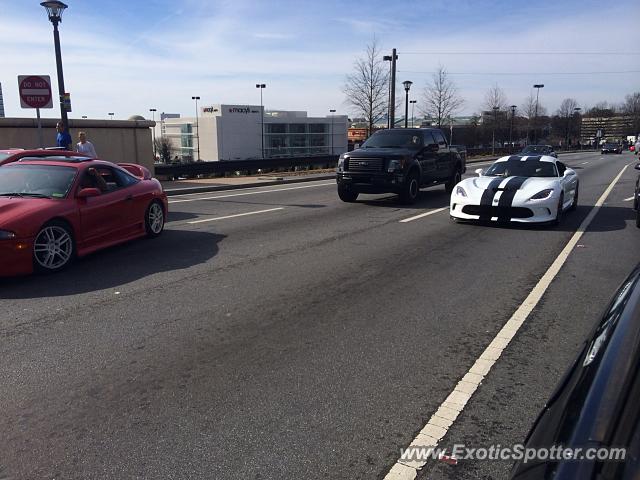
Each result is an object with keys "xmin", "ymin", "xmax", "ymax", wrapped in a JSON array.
[{"xmin": 164, "ymin": 174, "xmax": 336, "ymax": 196}]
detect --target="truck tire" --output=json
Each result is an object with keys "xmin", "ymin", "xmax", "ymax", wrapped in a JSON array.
[
  {"xmin": 445, "ymin": 167, "xmax": 462, "ymax": 194},
  {"xmin": 338, "ymin": 185, "xmax": 358, "ymax": 202},
  {"xmin": 399, "ymin": 171, "xmax": 419, "ymax": 204}
]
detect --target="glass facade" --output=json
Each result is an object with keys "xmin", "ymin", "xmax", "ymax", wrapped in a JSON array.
[{"xmin": 264, "ymin": 122, "xmax": 332, "ymax": 157}]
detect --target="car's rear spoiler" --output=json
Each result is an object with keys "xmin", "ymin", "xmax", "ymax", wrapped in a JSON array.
[{"xmin": 118, "ymin": 163, "xmax": 152, "ymax": 180}]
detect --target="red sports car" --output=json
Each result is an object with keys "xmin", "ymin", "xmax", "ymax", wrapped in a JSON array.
[
  {"xmin": 0, "ymin": 148, "xmax": 92, "ymax": 166},
  {"xmin": 0, "ymin": 157, "xmax": 168, "ymax": 276}
]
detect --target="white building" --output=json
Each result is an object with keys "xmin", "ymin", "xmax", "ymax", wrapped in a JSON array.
[{"xmin": 163, "ymin": 104, "xmax": 348, "ymax": 161}]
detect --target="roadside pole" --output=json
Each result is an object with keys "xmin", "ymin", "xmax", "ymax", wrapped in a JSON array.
[{"xmin": 36, "ymin": 108, "xmax": 43, "ymax": 147}]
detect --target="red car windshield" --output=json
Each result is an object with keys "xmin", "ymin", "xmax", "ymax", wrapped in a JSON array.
[
  {"xmin": 0, "ymin": 164, "xmax": 77, "ymax": 199},
  {"xmin": 0, "ymin": 152, "xmax": 12, "ymax": 162}
]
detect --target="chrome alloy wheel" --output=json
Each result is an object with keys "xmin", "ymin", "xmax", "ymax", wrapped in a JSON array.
[
  {"xmin": 34, "ymin": 225, "xmax": 73, "ymax": 270},
  {"xmin": 148, "ymin": 202, "xmax": 164, "ymax": 234}
]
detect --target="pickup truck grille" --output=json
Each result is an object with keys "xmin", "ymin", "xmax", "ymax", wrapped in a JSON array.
[{"xmin": 345, "ymin": 158, "xmax": 384, "ymax": 173}]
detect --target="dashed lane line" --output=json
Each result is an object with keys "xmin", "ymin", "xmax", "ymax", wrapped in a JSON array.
[
  {"xmin": 169, "ymin": 182, "xmax": 335, "ymax": 204},
  {"xmin": 187, "ymin": 207, "xmax": 285, "ymax": 224},
  {"xmin": 384, "ymin": 164, "xmax": 629, "ymax": 480},
  {"xmin": 399, "ymin": 207, "xmax": 448, "ymax": 223}
]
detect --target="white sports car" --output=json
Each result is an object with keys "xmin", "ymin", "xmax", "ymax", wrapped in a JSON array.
[{"xmin": 450, "ymin": 155, "xmax": 578, "ymax": 224}]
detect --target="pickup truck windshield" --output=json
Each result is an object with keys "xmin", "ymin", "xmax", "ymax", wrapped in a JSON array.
[{"xmin": 361, "ymin": 131, "xmax": 424, "ymax": 149}]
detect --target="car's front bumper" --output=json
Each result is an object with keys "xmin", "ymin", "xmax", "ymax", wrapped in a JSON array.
[
  {"xmin": 336, "ymin": 171, "xmax": 406, "ymax": 193},
  {"xmin": 0, "ymin": 237, "xmax": 34, "ymax": 276},
  {"xmin": 450, "ymin": 196, "xmax": 558, "ymax": 223}
]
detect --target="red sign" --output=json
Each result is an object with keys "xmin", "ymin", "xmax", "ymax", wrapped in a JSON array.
[{"xmin": 18, "ymin": 75, "xmax": 53, "ymax": 109}]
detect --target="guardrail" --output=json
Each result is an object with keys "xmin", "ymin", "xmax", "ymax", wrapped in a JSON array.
[{"xmin": 155, "ymin": 155, "xmax": 338, "ymax": 178}]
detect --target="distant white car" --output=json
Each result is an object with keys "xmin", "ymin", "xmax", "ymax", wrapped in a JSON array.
[{"xmin": 450, "ymin": 155, "xmax": 578, "ymax": 224}]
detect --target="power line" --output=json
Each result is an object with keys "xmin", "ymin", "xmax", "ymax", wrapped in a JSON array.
[
  {"xmin": 398, "ymin": 70, "xmax": 640, "ymax": 76},
  {"xmin": 399, "ymin": 51, "xmax": 640, "ymax": 56}
]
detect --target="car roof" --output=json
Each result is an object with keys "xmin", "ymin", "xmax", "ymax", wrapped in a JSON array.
[
  {"xmin": 17, "ymin": 155, "xmax": 94, "ymax": 163},
  {"xmin": 495, "ymin": 154, "xmax": 557, "ymax": 163}
]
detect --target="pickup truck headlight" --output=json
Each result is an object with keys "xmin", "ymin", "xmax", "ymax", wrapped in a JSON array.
[
  {"xmin": 337, "ymin": 154, "xmax": 346, "ymax": 171},
  {"xmin": 387, "ymin": 159, "xmax": 402, "ymax": 172},
  {"xmin": 530, "ymin": 189, "xmax": 554, "ymax": 200},
  {"xmin": 455, "ymin": 186, "xmax": 467, "ymax": 197},
  {"xmin": 0, "ymin": 230, "xmax": 16, "ymax": 240}
]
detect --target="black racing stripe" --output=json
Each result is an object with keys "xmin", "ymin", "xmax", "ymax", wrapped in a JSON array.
[
  {"xmin": 497, "ymin": 176, "xmax": 529, "ymax": 222},
  {"xmin": 478, "ymin": 177, "xmax": 505, "ymax": 221}
]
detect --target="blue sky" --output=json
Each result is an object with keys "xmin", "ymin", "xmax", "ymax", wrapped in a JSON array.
[{"xmin": 1, "ymin": 0, "xmax": 638, "ymax": 121}]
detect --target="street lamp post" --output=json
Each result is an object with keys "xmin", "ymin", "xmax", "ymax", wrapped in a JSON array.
[
  {"xmin": 402, "ymin": 81, "xmax": 412, "ymax": 128},
  {"xmin": 492, "ymin": 106, "xmax": 499, "ymax": 155},
  {"xmin": 256, "ymin": 84, "xmax": 266, "ymax": 158},
  {"xmin": 409, "ymin": 100, "xmax": 417, "ymax": 127},
  {"xmin": 149, "ymin": 108, "xmax": 157, "ymax": 159},
  {"xmin": 329, "ymin": 109, "xmax": 336, "ymax": 155},
  {"xmin": 191, "ymin": 96, "xmax": 200, "ymax": 161},
  {"xmin": 383, "ymin": 55, "xmax": 393, "ymax": 129},
  {"xmin": 41, "ymin": 1, "xmax": 69, "ymax": 131},
  {"xmin": 509, "ymin": 105, "xmax": 517, "ymax": 152},
  {"xmin": 533, "ymin": 84, "xmax": 544, "ymax": 143}
]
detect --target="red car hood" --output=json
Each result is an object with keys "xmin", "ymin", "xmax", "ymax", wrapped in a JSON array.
[{"xmin": 0, "ymin": 196, "xmax": 63, "ymax": 236}]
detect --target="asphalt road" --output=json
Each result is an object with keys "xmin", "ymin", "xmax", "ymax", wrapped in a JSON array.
[{"xmin": 1, "ymin": 151, "xmax": 639, "ymax": 480}]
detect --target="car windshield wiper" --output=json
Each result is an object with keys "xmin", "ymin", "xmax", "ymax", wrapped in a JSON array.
[{"xmin": 0, "ymin": 192, "xmax": 52, "ymax": 198}]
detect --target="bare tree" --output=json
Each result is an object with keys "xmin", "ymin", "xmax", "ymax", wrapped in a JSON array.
[
  {"xmin": 154, "ymin": 136, "xmax": 174, "ymax": 163},
  {"xmin": 623, "ymin": 92, "xmax": 640, "ymax": 133},
  {"xmin": 556, "ymin": 98, "xmax": 580, "ymax": 145},
  {"xmin": 521, "ymin": 93, "xmax": 547, "ymax": 143},
  {"xmin": 343, "ymin": 39, "xmax": 388, "ymax": 136},
  {"xmin": 484, "ymin": 83, "xmax": 508, "ymax": 112},
  {"xmin": 420, "ymin": 65, "xmax": 463, "ymax": 127}
]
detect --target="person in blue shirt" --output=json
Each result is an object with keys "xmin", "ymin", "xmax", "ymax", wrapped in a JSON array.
[{"xmin": 56, "ymin": 121, "xmax": 72, "ymax": 150}]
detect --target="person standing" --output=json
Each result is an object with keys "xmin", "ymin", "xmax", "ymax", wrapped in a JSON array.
[
  {"xmin": 76, "ymin": 131, "xmax": 98, "ymax": 158},
  {"xmin": 56, "ymin": 121, "xmax": 72, "ymax": 150}
]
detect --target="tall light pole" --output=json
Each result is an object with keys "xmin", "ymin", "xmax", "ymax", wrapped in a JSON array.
[
  {"xmin": 191, "ymin": 96, "xmax": 200, "ymax": 161},
  {"xmin": 329, "ymin": 109, "xmax": 336, "ymax": 155},
  {"xmin": 383, "ymin": 55, "xmax": 393, "ymax": 129},
  {"xmin": 389, "ymin": 49, "xmax": 397, "ymax": 130},
  {"xmin": 509, "ymin": 105, "xmax": 517, "ymax": 152},
  {"xmin": 41, "ymin": 1, "xmax": 69, "ymax": 131},
  {"xmin": 449, "ymin": 117, "xmax": 454, "ymax": 144},
  {"xmin": 149, "ymin": 108, "xmax": 157, "ymax": 159},
  {"xmin": 410, "ymin": 100, "xmax": 417, "ymax": 128},
  {"xmin": 533, "ymin": 84, "xmax": 544, "ymax": 143},
  {"xmin": 402, "ymin": 81, "xmax": 412, "ymax": 128},
  {"xmin": 256, "ymin": 84, "xmax": 266, "ymax": 158},
  {"xmin": 108, "ymin": 112, "xmax": 114, "ymax": 120},
  {"xmin": 492, "ymin": 106, "xmax": 499, "ymax": 155}
]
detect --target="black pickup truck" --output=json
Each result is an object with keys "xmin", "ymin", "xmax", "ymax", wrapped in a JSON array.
[{"xmin": 336, "ymin": 128, "xmax": 465, "ymax": 204}]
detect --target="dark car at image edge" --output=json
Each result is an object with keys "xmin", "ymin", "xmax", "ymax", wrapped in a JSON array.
[
  {"xmin": 510, "ymin": 263, "xmax": 640, "ymax": 480},
  {"xmin": 336, "ymin": 128, "xmax": 465, "ymax": 204}
]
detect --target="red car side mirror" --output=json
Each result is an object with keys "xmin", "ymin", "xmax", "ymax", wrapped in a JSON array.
[{"xmin": 77, "ymin": 187, "xmax": 101, "ymax": 198}]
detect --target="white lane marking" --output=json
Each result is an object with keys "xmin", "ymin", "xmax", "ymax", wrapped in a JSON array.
[
  {"xmin": 581, "ymin": 162, "xmax": 590, "ymax": 165},
  {"xmin": 399, "ymin": 207, "xmax": 448, "ymax": 223},
  {"xmin": 169, "ymin": 182, "xmax": 335, "ymax": 203},
  {"xmin": 624, "ymin": 196, "xmax": 635, "ymax": 202},
  {"xmin": 187, "ymin": 207, "xmax": 284, "ymax": 224},
  {"xmin": 386, "ymin": 164, "xmax": 629, "ymax": 478}
]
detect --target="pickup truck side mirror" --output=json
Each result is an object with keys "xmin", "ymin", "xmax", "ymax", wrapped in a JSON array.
[
  {"xmin": 635, "ymin": 163, "xmax": 640, "ymax": 171},
  {"xmin": 475, "ymin": 168, "xmax": 484, "ymax": 176}
]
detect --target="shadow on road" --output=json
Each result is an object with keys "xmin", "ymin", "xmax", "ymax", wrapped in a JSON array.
[
  {"xmin": 358, "ymin": 189, "xmax": 449, "ymax": 210},
  {"xmin": 454, "ymin": 205, "xmax": 635, "ymax": 233},
  {"xmin": 0, "ymin": 229, "xmax": 225, "ymax": 299}
]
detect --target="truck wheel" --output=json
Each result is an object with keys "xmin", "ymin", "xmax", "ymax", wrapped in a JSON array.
[
  {"xmin": 399, "ymin": 172, "xmax": 419, "ymax": 204},
  {"xmin": 445, "ymin": 167, "xmax": 462, "ymax": 194},
  {"xmin": 338, "ymin": 185, "xmax": 358, "ymax": 202}
]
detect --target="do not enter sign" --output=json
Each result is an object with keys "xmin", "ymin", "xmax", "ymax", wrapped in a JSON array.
[{"xmin": 18, "ymin": 75, "xmax": 53, "ymax": 109}]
